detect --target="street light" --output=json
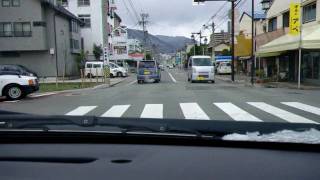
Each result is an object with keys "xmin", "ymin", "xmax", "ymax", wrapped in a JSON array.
[{"xmin": 261, "ymin": 0, "xmax": 272, "ymax": 12}]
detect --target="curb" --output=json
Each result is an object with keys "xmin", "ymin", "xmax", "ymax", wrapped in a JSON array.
[{"xmin": 31, "ymin": 78, "xmax": 127, "ymax": 97}]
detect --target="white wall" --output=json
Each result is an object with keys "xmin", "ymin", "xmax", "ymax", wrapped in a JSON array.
[{"xmin": 65, "ymin": 0, "xmax": 104, "ymax": 58}]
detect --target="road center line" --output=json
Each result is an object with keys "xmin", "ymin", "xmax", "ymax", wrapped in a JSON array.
[
  {"xmin": 248, "ymin": 102, "xmax": 318, "ymax": 124},
  {"xmin": 167, "ymin": 71, "xmax": 177, "ymax": 83},
  {"xmin": 128, "ymin": 80, "xmax": 137, "ymax": 85}
]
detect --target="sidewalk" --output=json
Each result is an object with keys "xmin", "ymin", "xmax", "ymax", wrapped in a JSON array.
[
  {"xmin": 38, "ymin": 77, "xmax": 124, "ymax": 84},
  {"xmin": 216, "ymin": 75, "xmax": 320, "ymax": 90}
]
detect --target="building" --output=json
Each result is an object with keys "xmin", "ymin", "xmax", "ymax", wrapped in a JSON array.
[
  {"xmin": 236, "ymin": 12, "xmax": 266, "ymax": 74},
  {"xmin": 257, "ymin": 0, "xmax": 320, "ymax": 85},
  {"xmin": 59, "ymin": 0, "xmax": 110, "ymax": 60},
  {"xmin": 0, "ymin": 0, "xmax": 82, "ymax": 77},
  {"xmin": 211, "ymin": 30, "xmax": 230, "ymax": 45}
]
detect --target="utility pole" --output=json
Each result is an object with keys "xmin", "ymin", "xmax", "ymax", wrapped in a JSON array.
[
  {"xmin": 251, "ymin": 0, "xmax": 255, "ymax": 85},
  {"xmin": 139, "ymin": 13, "xmax": 149, "ymax": 55},
  {"xmin": 211, "ymin": 22, "xmax": 215, "ymax": 62},
  {"xmin": 231, "ymin": 0, "xmax": 235, "ymax": 82}
]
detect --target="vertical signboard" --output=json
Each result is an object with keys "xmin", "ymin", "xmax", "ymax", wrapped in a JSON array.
[{"xmin": 289, "ymin": 3, "xmax": 301, "ymax": 36}]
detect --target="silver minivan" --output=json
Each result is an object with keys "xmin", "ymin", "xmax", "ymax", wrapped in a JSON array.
[{"xmin": 187, "ymin": 56, "xmax": 215, "ymax": 83}]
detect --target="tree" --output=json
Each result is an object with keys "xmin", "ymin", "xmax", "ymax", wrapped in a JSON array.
[
  {"xmin": 75, "ymin": 50, "xmax": 88, "ymax": 69},
  {"xmin": 93, "ymin": 44, "xmax": 103, "ymax": 60},
  {"xmin": 221, "ymin": 49, "xmax": 231, "ymax": 56},
  {"xmin": 145, "ymin": 53, "xmax": 152, "ymax": 60}
]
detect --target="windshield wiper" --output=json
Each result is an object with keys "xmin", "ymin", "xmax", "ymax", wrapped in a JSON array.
[{"xmin": 0, "ymin": 115, "xmax": 213, "ymax": 139}]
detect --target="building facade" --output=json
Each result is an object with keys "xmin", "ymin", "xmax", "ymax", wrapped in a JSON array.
[
  {"xmin": 257, "ymin": 0, "xmax": 320, "ymax": 85},
  {"xmin": 0, "ymin": 0, "xmax": 82, "ymax": 77},
  {"xmin": 58, "ymin": 0, "xmax": 109, "ymax": 60}
]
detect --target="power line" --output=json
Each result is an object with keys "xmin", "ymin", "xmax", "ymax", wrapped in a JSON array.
[
  {"xmin": 128, "ymin": 0, "xmax": 141, "ymax": 22},
  {"xmin": 121, "ymin": 0, "xmax": 139, "ymax": 24}
]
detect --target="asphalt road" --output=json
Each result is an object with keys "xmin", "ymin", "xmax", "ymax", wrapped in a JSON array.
[{"xmin": 1, "ymin": 68, "xmax": 320, "ymax": 124}]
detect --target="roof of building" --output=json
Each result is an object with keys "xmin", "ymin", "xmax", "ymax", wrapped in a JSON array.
[
  {"xmin": 239, "ymin": 12, "xmax": 266, "ymax": 22},
  {"xmin": 114, "ymin": 12, "xmax": 122, "ymax": 23},
  {"xmin": 41, "ymin": 0, "xmax": 83, "ymax": 24}
]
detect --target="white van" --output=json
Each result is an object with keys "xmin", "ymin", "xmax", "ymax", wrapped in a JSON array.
[
  {"xmin": 187, "ymin": 56, "xmax": 215, "ymax": 83},
  {"xmin": 217, "ymin": 62, "xmax": 232, "ymax": 75},
  {"xmin": 85, "ymin": 62, "xmax": 128, "ymax": 78}
]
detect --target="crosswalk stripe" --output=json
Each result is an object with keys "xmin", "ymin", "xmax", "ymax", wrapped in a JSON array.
[
  {"xmin": 214, "ymin": 103, "xmax": 262, "ymax": 122},
  {"xmin": 140, "ymin": 104, "xmax": 163, "ymax": 119},
  {"xmin": 65, "ymin": 106, "xmax": 97, "ymax": 116},
  {"xmin": 101, "ymin": 105, "xmax": 131, "ymax": 117},
  {"xmin": 180, "ymin": 103, "xmax": 210, "ymax": 120},
  {"xmin": 281, "ymin": 102, "xmax": 320, "ymax": 116},
  {"xmin": 247, "ymin": 102, "xmax": 318, "ymax": 124}
]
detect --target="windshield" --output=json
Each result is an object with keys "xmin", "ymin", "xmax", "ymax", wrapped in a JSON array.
[
  {"xmin": 0, "ymin": 0, "xmax": 320, "ymax": 145},
  {"xmin": 139, "ymin": 61, "xmax": 156, "ymax": 68},
  {"xmin": 193, "ymin": 58, "xmax": 212, "ymax": 66}
]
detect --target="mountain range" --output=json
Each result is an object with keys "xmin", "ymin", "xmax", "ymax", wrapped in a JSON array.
[{"xmin": 127, "ymin": 29, "xmax": 193, "ymax": 54}]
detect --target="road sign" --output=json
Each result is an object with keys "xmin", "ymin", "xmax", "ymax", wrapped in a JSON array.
[{"xmin": 289, "ymin": 3, "xmax": 301, "ymax": 36}]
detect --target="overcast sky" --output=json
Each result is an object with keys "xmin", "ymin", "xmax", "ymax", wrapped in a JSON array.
[{"xmin": 116, "ymin": 0, "xmax": 263, "ymax": 38}]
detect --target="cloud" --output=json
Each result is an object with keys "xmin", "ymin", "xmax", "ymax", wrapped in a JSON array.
[{"xmin": 115, "ymin": 0, "xmax": 262, "ymax": 37}]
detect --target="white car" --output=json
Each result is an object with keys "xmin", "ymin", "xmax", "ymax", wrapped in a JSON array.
[
  {"xmin": 217, "ymin": 62, "xmax": 232, "ymax": 75},
  {"xmin": 109, "ymin": 62, "xmax": 128, "ymax": 77},
  {"xmin": 187, "ymin": 56, "xmax": 215, "ymax": 83},
  {"xmin": 0, "ymin": 65, "xmax": 39, "ymax": 100},
  {"xmin": 85, "ymin": 62, "xmax": 127, "ymax": 78}
]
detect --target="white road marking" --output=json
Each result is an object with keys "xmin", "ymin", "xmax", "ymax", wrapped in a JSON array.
[
  {"xmin": 214, "ymin": 103, "xmax": 262, "ymax": 122},
  {"xmin": 140, "ymin": 104, "xmax": 163, "ymax": 119},
  {"xmin": 101, "ymin": 105, "xmax": 131, "ymax": 117},
  {"xmin": 30, "ymin": 92, "xmax": 57, "ymax": 98},
  {"xmin": 180, "ymin": 103, "xmax": 210, "ymax": 120},
  {"xmin": 167, "ymin": 71, "xmax": 177, "ymax": 83},
  {"xmin": 128, "ymin": 80, "xmax": 137, "ymax": 85},
  {"xmin": 66, "ymin": 106, "xmax": 97, "ymax": 116},
  {"xmin": 248, "ymin": 102, "xmax": 318, "ymax": 124},
  {"xmin": 282, "ymin": 102, "xmax": 320, "ymax": 116}
]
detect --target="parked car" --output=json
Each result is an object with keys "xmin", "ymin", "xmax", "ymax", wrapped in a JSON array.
[
  {"xmin": 109, "ymin": 62, "xmax": 128, "ymax": 77},
  {"xmin": 168, "ymin": 64, "xmax": 174, "ymax": 69},
  {"xmin": 217, "ymin": 62, "xmax": 232, "ymax": 75},
  {"xmin": 187, "ymin": 56, "xmax": 215, "ymax": 83},
  {"xmin": 137, "ymin": 60, "xmax": 161, "ymax": 84},
  {"xmin": 159, "ymin": 64, "xmax": 165, "ymax": 71},
  {"xmin": 0, "ymin": 64, "xmax": 39, "ymax": 100}
]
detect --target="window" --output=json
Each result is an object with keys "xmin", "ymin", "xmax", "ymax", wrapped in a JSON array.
[
  {"xmin": 93, "ymin": 64, "xmax": 101, "ymax": 68},
  {"xmin": 12, "ymin": 0, "xmax": 19, "ymax": 7},
  {"xmin": 14, "ymin": 22, "xmax": 31, "ymax": 37},
  {"xmin": 57, "ymin": 0, "xmax": 68, "ymax": 6},
  {"xmin": 282, "ymin": 11, "xmax": 289, "ymax": 28},
  {"xmin": 268, "ymin": 17, "xmax": 277, "ymax": 32},
  {"xmin": 0, "ymin": 23, "xmax": 13, "ymax": 37},
  {"xmin": 70, "ymin": 20, "xmax": 79, "ymax": 33},
  {"xmin": 1, "ymin": 0, "xmax": 10, "ymax": 7},
  {"xmin": 78, "ymin": 0, "xmax": 90, "ymax": 6},
  {"xmin": 78, "ymin": 14, "xmax": 91, "ymax": 28},
  {"xmin": 303, "ymin": 2, "xmax": 316, "ymax": 23},
  {"xmin": 70, "ymin": 39, "xmax": 80, "ymax": 50},
  {"xmin": 86, "ymin": 63, "xmax": 92, "ymax": 68}
]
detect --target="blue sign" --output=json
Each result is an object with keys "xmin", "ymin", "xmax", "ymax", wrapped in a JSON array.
[{"xmin": 215, "ymin": 56, "xmax": 232, "ymax": 62}]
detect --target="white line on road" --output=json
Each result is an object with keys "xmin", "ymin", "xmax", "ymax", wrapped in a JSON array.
[
  {"xmin": 140, "ymin": 104, "xmax": 163, "ymax": 119},
  {"xmin": 180, "ymin": 103, "xmax": 210, "ymax": 120},
  {"xmin": 128, "ymin": 80, "xmax": 137, "ymax": 85},
  {"xmin": 167, "ymin": 71, "xmax": 177, "ymax": 83},
  {"xmin": 30, "ymin": 92, "xmax": 57, "ymax": 98},
  {"xmin": 66, "ymin": 106, "xmax": 97, "ymax": 116},
  {"xmin": 281, "ymin": 102, "xmax": 320, "ymax": 116},
  {"xmin": 214, "ymin": 103, "xmax": 262, "ymax": 122},
  {"xmin": 101, "ymin": 105, "xmax": 131, "ymax": 117},
  {"xmin": 247, "ymin": 102, "xmax": 318, "ymax": 124}
]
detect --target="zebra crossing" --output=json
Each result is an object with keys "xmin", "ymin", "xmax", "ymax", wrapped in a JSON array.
[{"xmin": 65, "ymin": 102, "xmax": 320, "ymax": 124}]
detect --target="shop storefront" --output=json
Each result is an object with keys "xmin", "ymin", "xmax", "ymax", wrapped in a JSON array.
[{"xmin": 302, "ymin": 51, "xmax": 320, "ymax": 85}]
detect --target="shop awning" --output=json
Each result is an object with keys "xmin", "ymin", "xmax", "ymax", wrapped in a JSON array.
[{"xmin": 257, "ymin": 24, "xmax": 320, "ymax": 57}]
